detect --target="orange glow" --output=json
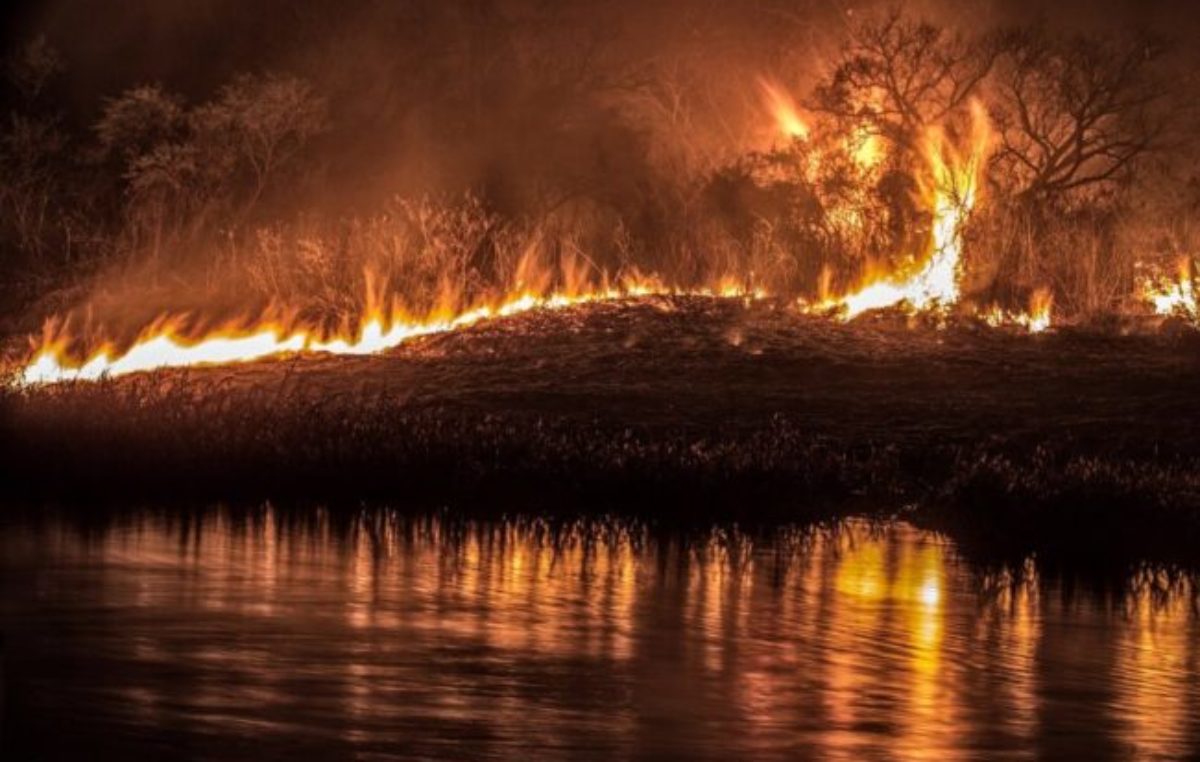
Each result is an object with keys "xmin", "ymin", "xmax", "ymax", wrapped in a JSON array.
[
  {"xmin": 811, "ymin": 102, "xmax": 993, "ymax": 321},
  {"xmin": 849, "ymin": 125, "xmax": 883, "ymax": 170},
  {"xmin": 19, "ymin": 274, "xmax": 766, "ymax": 385},
  {"xmin": 983, "ymin": 287, "xmax": 1054, "ymax": 333},
  {"xmin": 759, "ymin": 78, "xmax": 808, "ymax": 141},
  {"xmin": 1140, "ymin": 258, "xmax": 1197, "ymax": 320},
  {"xmin": 17, "ymin": 94, "xmax": 1078, "ymax": 388}
]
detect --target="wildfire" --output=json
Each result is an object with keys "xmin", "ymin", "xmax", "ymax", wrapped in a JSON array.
[
  {"xmin": 16, "ymin": 91, "xmax": 1064, "ymax": 388},
  {"xmin": 18, "ymin": 276, "xmax": 764, "ymax": 385},
  {"xmin": 761, "ymin": 79, "xmax": 883, "ymax": 174},
  {"xmin": 849, "ymin": 126, "xmax": 883, "ymax": 170},
  {"xmin": 1140, "ymin": 258, "xmax": 1197, "ymax": 320},
  {"xmin": 814, "ymin": 102, "xmax": 993, "ymax": 320},
  {"xmin": 983, "ymin": 288, "xmax": 1054, "ymax": 333},
  {"xmin": 759, "ymin": 78, "xmax": 808, "ymax": 141}
]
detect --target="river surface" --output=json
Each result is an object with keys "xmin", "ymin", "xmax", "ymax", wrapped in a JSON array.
[{"xmin": 1, "ymin": 507, "xmax": 1197, "ymax": 760}]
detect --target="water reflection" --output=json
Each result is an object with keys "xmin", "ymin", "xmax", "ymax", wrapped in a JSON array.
[{"xmin": 1, "ymin": 508, "xmax": 1198, "ymax": 759}]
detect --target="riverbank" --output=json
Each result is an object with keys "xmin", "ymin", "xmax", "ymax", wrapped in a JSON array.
[{"xmin": 3, "ymin": 296, "xmax": 1199, "ymax": 565}]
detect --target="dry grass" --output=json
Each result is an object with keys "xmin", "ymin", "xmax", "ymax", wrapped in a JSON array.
[{"xmin": 4, "ymin": 298, "xmax": 1200, "ymax": 565}]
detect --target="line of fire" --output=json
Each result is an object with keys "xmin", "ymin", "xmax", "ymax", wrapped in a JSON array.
[{"xmin": 1, "ymin": 2, "xmax": 1199, "ymax": 759}]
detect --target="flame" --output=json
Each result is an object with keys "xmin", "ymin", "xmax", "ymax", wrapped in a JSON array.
[
  {"xmin": 1140, "ymin": 258, "xmax": 1197, "ymax": 319},
  {"xmin": 759, "ymin": 78, "xmax": 808, "ymax": 141},
  {"xmin": 19, "ymin": 276, "xmax": 765, "ymax": 386},
  {"xmin": 15, "ymin": 95, "xmax": 1067, "ymax": 387},
  {"xmin": 1019, "ymin": 287, "xmax": 1054, "ymax": 333},
  {"xmin": 760, "ymin": 79, "xmax": 882, "ymax": 173},
  {"xmin": 983, "ymin": 287, "xmax": 1054, "ymax": 333},
  {"xmin": 849, "ymin": 125, "xmax": 883, "ymax": 171},
  {"xmin": 817, "ymin": 103, "xmax": 992, "ymax": 320}
]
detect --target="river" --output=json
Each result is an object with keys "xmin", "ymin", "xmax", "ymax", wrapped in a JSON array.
[{"xmin": 1, "ymin": 506, "xmax": 1196, "ymax": 759}]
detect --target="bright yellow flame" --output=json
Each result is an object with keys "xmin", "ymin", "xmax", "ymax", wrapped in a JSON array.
[
  {"xmin": 983, "ymin": 287, "xmax": 1054, "ymax": 333},
  {"xmin": 18, "ymin": 276, "xmax": 765, "ymax": 386},
  {"xmin": 849, "ymin": 126, "xmax": 882, "ymax": 171},
  {"xmin": 919, "ymin": 578, "xmax": 941, "ymax": 607},
  {"xmin": 1140, "ymin": 258, "xmax": 1197, "ymax": 319},
  {"xmin": 811, "ymin": 102, "xmax": 993, "ymax": 320},
  {"xmin": 759, "ymin": 78, "xmax": 808, "ymax": 141}
]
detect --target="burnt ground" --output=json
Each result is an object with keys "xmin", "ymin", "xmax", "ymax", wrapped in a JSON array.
[{"xmin": 3, "ymin": 295, "xmax": 1200, "ymax": 564}]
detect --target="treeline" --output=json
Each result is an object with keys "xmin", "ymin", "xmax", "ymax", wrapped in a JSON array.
[
  {"xmin": 726, "ymin": 10, "xmax": 1200, "ymax": 315},
  {"xmin": 0, "ymin": 6, "xmax": 1197, "ymax": 324}
]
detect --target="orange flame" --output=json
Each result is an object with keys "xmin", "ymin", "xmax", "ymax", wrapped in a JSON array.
[
  {"xmin": 1140, "ymin": 258, "xmax": 1197, "ymax": 319},
  {"xmin": 983, "ymin": 287, "xmax": 1054, "ymax": 333},
  {"xmin": 18, "ymin": 274, "xmax": 766, "ymax": 385},
  {"xmin": 849, "ymin": 125, "xmax": 883, "ymax": 171},
  {"xmin": 759, "ymin": 78, "xmax": 808, "ymax": 141},
  {"xmin": 810, "ymin": 102, "xmax": 992, "ymax": 320},
  {"xmin": 16, "ymin": 93, "xmax": 1072, "ymax": 387}
]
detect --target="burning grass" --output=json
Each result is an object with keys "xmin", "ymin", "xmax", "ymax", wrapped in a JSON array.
[
  {"xmin": 3, "ymin": 8, "xmax": 1200, "ymax": 569},
  {"xmin": 0, "ymin": 82, "xmax": 1077, "ymax": 385},
  {"xmin": 4, "ymin": 296, "xmax": 1199, "ymax": 565},
  {"xmin": 9, "ymin": 39, "xmax": 1196, "ymax": 384}
]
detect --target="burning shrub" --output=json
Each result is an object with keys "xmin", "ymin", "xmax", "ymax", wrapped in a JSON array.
[{"xmin": 5, "ymin": 5, "xmax": 1200, "ymax": 381}]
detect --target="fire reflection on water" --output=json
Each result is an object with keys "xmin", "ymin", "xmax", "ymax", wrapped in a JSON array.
[{"xmin": 1, "ymin": 509, "xmax": 1197, "ymax": 758}]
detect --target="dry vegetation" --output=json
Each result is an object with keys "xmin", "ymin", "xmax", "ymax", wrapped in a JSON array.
[
  {"xmin": 1, "ymin": 7, "xmax": 1198, "ymax": 336},
  {"xmin": 1, "ymin": 5, "xmax": 1199, "ymax": 563},
  {"xmin": 4, "ymin": 297, "xmax": 1200, "ymax": 563}
]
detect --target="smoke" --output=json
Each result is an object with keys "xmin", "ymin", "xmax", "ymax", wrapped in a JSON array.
[
  {"xmin": 0, "ymin": 1, "xmax": 841, "ymax": 212},
  {"xmin": 3, "ymin": 0, "xmax": 1198, "ymax": 343},
  {"xmin": 6, "ymin": 0, "xmax": 1195, "ymax": 220}
]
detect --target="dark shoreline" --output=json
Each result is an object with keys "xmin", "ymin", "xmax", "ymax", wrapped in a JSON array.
[{"xmin": 3, "ymin": 298, "xmax": 1199, "ymax": 568}]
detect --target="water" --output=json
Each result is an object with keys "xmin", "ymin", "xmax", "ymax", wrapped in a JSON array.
[{"xmin": 1, "ymin": 507, "xmax": 1197, "ymax": 760}]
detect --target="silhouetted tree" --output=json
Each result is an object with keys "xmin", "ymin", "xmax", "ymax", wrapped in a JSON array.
[
  {"xmin": 811, "ymin": 9, "xmax": 999, "ymax": 157},
  {"xmin": 990, "ymin": 29, "xmax": 1175, "ymax": 203},
  {"xmin": 94, "ymin": 75, "xmax": 327, "ymax": 258},
  {"xmin": 193, "ymin": 74, "xmax": 328, "ymax": 214}
]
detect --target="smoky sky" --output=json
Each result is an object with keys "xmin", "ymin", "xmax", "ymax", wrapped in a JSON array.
[
  {"xmin": 4, "ymin": 0, "xmax": 1198, "ymax": 214},
  {"xmin": 7, "ymin": 0, "xmax": 1197, "ymax": 103}
]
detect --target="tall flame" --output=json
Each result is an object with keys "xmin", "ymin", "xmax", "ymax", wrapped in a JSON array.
[{"xmin": 823, "ymin": 103, "xmax": 992, "ymax": 320}]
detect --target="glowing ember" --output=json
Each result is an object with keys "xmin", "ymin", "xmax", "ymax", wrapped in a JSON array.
[
  {"xmin": 983, "ymin": 287, "xmax": 1054, "ymax": 333},
  {"xmin": 1141, "ymin": 258, "xmax": 1197, "ymax": 320}
]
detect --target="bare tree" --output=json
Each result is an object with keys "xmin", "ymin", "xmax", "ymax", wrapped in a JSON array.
[
  {"xmin": 95, "ymin": 86, "xmax": 194, "ymax": 258},
  {"xmin": 990, "ymin": 29, "xmax": 1175, "ymax": 203},
  {"xmin": 810, "ymin": 9, "xmax": 999, "ymax": 156},
  {"xmin": 192, "ymin": 74, "xmax": 328, "ymax": 215},
  {"xmin": 95, "ymin": 85, "xmax": 188, "ymax": 160}
]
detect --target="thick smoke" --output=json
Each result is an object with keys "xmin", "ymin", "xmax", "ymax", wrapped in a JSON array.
[{"xmin": 6, "ymin": 0, "xmax": 1193, "ymax": 212}]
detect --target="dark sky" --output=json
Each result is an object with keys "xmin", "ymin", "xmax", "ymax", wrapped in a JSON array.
[
  {"xmin": 4, "ymin": 0, "xmax": 1197, "ymax": 209},
  {"xmin": 5, "ymin": 0, "xmax": 1198, "ymax": 100},
  {"xmin": 2, "ymin": 0, "xmax": 332, "ymax": 99}
]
